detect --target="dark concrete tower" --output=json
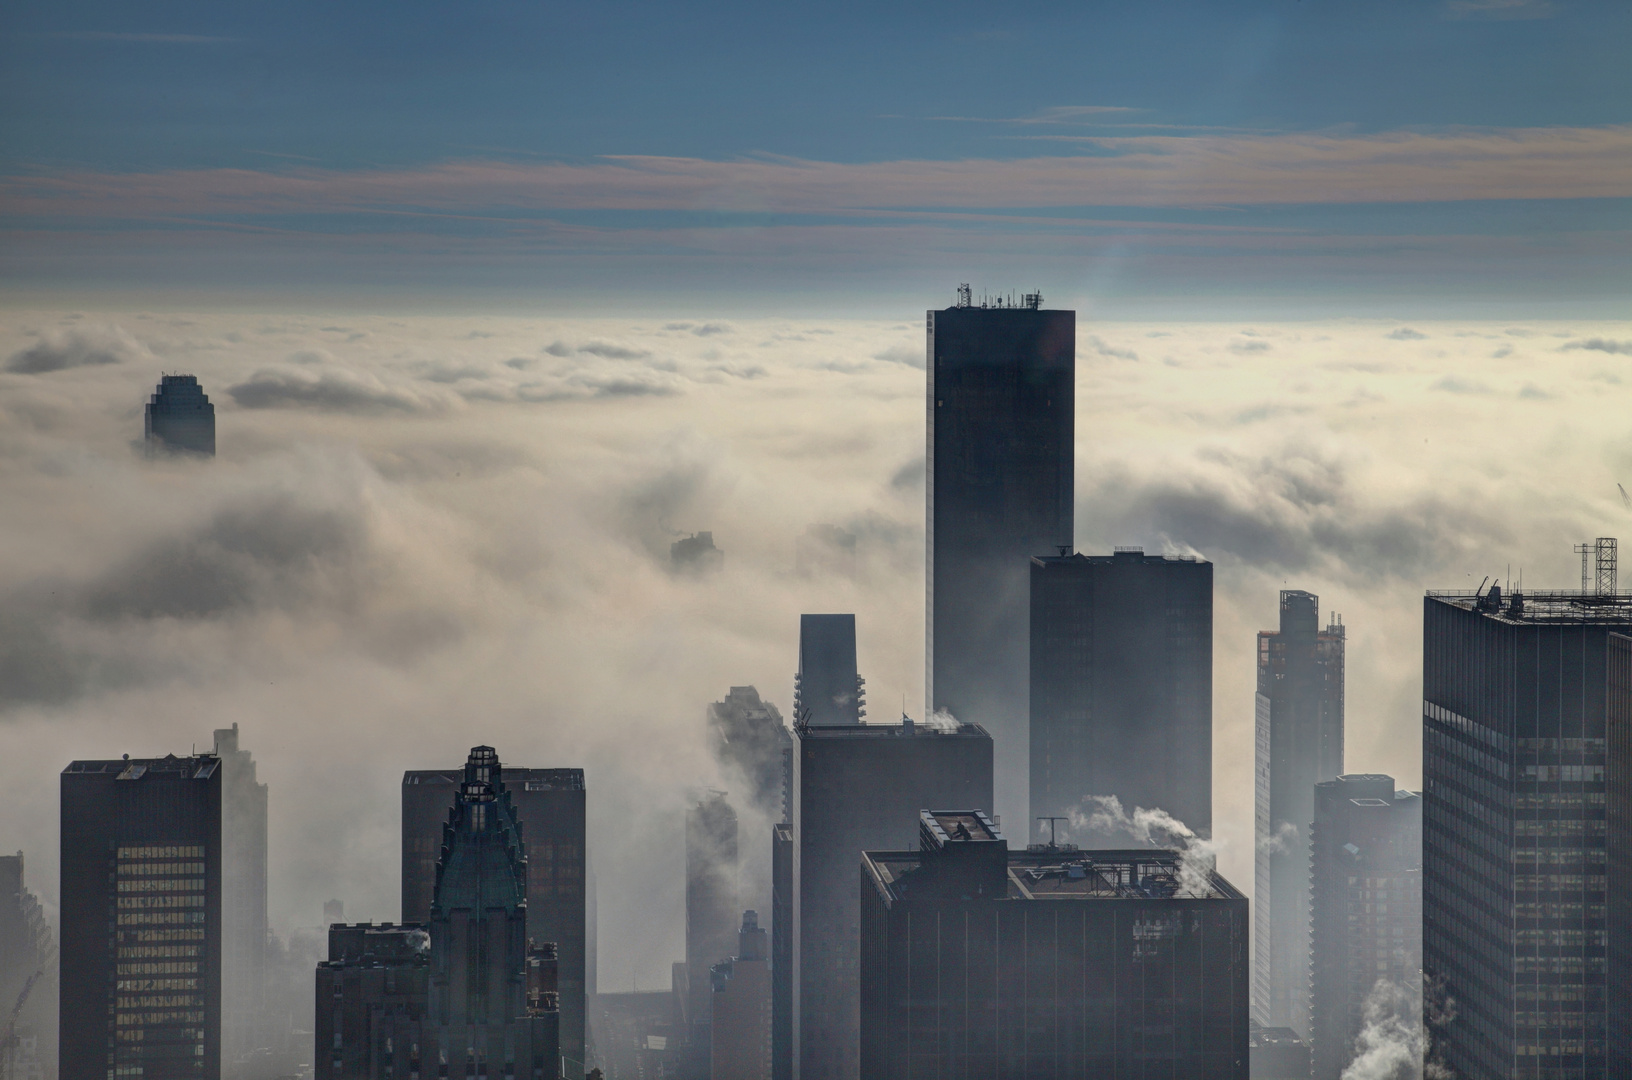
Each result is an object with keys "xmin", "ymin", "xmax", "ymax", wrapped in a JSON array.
[
  {"xmin": 1254, "ymin": 590, "xmax": 1345, "ymax": 1035},
  {"xmin": 1308, "ymin": 775, "xmax": 1421, "ymax": 1080},
  {"xmin": 144, "ymin": 375, "xmax": 216, "ymax": 456},
  {"xmin": 1029, "ymin": 549, "xmax": 1213, "ymax": 842},
  {"xmin": 685, "ymin": 792, "xmax": 739, "ymax": 1063},
  {"xmin": 794, "ymin": 615, "xmax": 863, "ymax": 726},
  {"xmin": 427, "ymin": 746, "xmax": 558, "ymax": 1075},
  {"xmin": 60, "ymin": 753, "xmax": 223, "ymax": 1080},
  {"xmin": 927, "ymin": 291, "xmax": 1074, "ymax": 827},
  {"xmin": 770, "ymin": 823, "xmax": 792, "ymax": 1080},
  {"xmin": 792, "ymin": 719, "xmax": 993, "ymax": 1080},
  {"xmin": 211, "ymin": 724, "xmax": 267, "ymax": 1076},
  {"xmin": 1422, "ymin": 587, "xmax": 1632, "ymax": 1080}
]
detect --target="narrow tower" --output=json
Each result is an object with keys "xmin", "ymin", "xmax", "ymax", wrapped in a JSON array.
[{"xmin": 144, "ymin": 375, "xmax": 216, "ymax": 456}]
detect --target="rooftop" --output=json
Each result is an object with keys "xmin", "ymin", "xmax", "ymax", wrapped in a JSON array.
[
  {"xmin": 1032, "ymin": 547, "xmax": 1206, "ymax": 566},
  {"xmin": 1428, "ymin": 589, "xmax": 1632, "ymax": 625},
  {"xmin": 64, "ymin": 754, "xmax": 219, "ymax": 780},
  {"xmin": 796, "ymin": 718, "xmax": 990, "ymax": 739},
  {"xmin": 405, "ymin": 766, "xmax": 585, "ymax": 789},
  {"xmin": 866, "ymin": 848, "xmax": 1244, "ymax": 904}
]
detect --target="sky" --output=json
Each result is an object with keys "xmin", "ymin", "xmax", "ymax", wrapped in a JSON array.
[
  {"xmin": 1, "ymin": 0, "xmax": 1629, "ymax": 311},
  {"xmin": 0, "ymin": 0, "xmax": 1630, "ymax": 1017}
]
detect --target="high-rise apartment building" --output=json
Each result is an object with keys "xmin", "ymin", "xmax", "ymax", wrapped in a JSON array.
[
  {"xmin": 426, "ymin": 747, "xmax": 560, "ymax": 1075},
  {"xmin": 1308, "ymin": 775, "xmax": 1422, "ymax": 1080},
  {"xmin": 794, "ymin": 615, "xmax": 864, "ymax": 726},
  {"xmin": 1254, "ymin": 590, "xmax": 1345, "ymax": 1034},
  {"xmin": 1029, "ymin": 549, "xmax": 1213, "ymax": 842},
  {"xmin": 860, "ymin": 811, "xmax": 1249, "ymax": 1078},
  {"xmin": 927, "ymin": 292, "xmax": 1074, "ymax": 825},
  {"xmin": 403, "ymin": 765, "xmax": 586, "ymax": 1076},
  {"xmin": 708, "ymin": 687, "xmax": 792, "ymax": 821},
  {"xmin": 769, "ymin": 825, "xmax": 792, "ymax": 1080},
  {"xmin": 210, "ymin": 725, "xmax": 267, "ymax": 1076},
  {"xmin": 144, "ymin": 376, "xmax": 215, "ymax": 457},
  {"xmin": 686, "ymin": 793, "xmax": 740, "ymax": 1064},
  {"xmin": 792, "ymin": 719, "xmax": 993, "ymax": 1080},
  {"xmin": 1422, "ymin": 585, "xmax": 1631, "ymax": 1079},
  {"xmin": 61, "ymin": 753, "xmax": 223, "ymax": 1080},
  {"xmin": 710, "ymin": 911, "xmax": 771, "ymax": 1080}
]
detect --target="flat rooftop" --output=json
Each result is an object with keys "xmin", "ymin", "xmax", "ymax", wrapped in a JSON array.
[
  {"xmin": 866, "ymin": 848, "xmax": 1243, "ymax": 903},
  {"xmin": 404, "ymin": 767, "xmax": 584, "ymax": 790},
  {"xmin": 1428, "ymin": 591, "xmax": 1632, "ymax": 626},
  {"xmin": 64, "ymin": 755, "xmax": 219, "ymax": 780},
  {"xmin": 796, "ymin": 720, "xmax": 990, "ymax": 739}
]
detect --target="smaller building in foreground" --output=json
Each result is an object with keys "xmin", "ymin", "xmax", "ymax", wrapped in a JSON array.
[
  {"xmin": 710, "ymin": 911, "xmax": 771, "ymax": 1080},
  {"xmin": 314, "ymin": 923, "xmax": 430, "ymax": 1080},
  {"xmin": 861, "ymin": 811, "xmax": 1248, "ymax": 1079}
]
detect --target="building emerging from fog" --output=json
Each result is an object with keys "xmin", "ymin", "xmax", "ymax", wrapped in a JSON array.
[
  {"xmin": 211, "ymin": 724, "xmax": 269, "ymax": 1077},
  {"xmin": 1029, "ymin": 548, "xmax": 1213, "ymax": 843},
  {"xmin": 1, "ymin": 851, "xmax": 56, "ymax": 1080},
  {"xmin": 927, "ymin": 290, "xmax": 1074, "ymax": 821},
  {"xmin": 793, "ymin": 719, "xmax": 993, "ymax": 1080},
  {"xmin": 1308, "ymin": 775, "xmax": 1421, "ymax": 1080},
  {"xmin": 795, "ymin": 614, "xmax": 864, "ymax": 726},
  {"xmin": 685, "ymin": 792, "xmax": 740, "ymax": 1068},
  {"xmin": 403, "ymin": 763, "xmax": 587, "ymax": 1077},
  {"xmin": 61, "ymin": 753, "xmax": 223, "ymax": 1080},
  {"xmin": 860, "ymin": 811, "xmax": 1249, "ymax": 1078},
  {"xmin": 710, "ymin": 911, "xmax": 771, "ymax": 1080},
  {"xmin": 708, "ymin": 686, "xmax": 792, "ymax": 821},
  {"xmin": 673, "ymin": 532, "xmax": 725, "ymax": 575},
  {"xmin": 1254, "ymin": 590, "xmax": 1345, "ymax": 1035},
  {"xmin": 145, "ymin": 375, "xmax": 216, "ymax": 456},
  {"xmin": 1422, "ymin": 584, "xmax": 1632, "ymax": 1079}
]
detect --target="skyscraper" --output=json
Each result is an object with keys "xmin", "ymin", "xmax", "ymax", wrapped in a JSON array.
[
  {"xmin": 686, "ymin": 793, "xmax": 740, "ymax": 1064},
  {"xmin": 211, "ymin": 725, "xmax": 268, "ymax": 1077},
  {"xmin": 769, "ymin": 824, "xmax": 792, "ymax": 1080},
  {"xmin": 707, "ymin": 686, "xmax": 792, "ymax": 820},
  {"xmin": 1254, "ymin": 590, "xmax": 1345, "ymax": 1035},
  {"xmin": 1422, "ymin": 584, "xmax": 1631, "ymax": 1079},
  {"xmin": 1308, "ymin": 775, "xmax": 1421, "ymax": 1080},
  {"xmin": 314, "ymin": 923, "xmax": 431, "ymax": 1080},
  {"xmin": 144, "ymin": 375, "xmax": 216, "ymax": 457},
  {"xmin": 709, "ymin": 911, "xmax": 771, "ymax": 1080},
  {"xmin": 61, "ymin": 753, "xmax": 223, "ymax": 1080},
  {"xmin": 794, "ymin": 615, "xmax": 864, "ymax": 726},
  {"xmin": 1029, "ymin": 548, "xmax": 1213, "ymax": 842},
  {"xmin": 927, "ymin": 291, "xmax": 1074, "ymax": 826},
  {"xmin": 1, "ymin": 851, "xmax": 56, "ymax": 1080},
  {"xmin": 426, "ymin": 746, "xmax": 559, "ymax": 1075},
  {"xmin": 860, "ymin": 811, "xmax": 1250, "ymax": 1078},
  {"xmin": 792, "ymin": 719, "xmax": 993, "ymax": 1080},
  {"xmin": 403, "ymin": 765, "xmax": 587, "ymax": 1076}
]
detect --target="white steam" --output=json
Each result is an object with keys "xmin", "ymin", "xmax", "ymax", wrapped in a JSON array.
[
  {"xmin": 924, "ymin": 706, "xmax": 960, "ymax": 732},
  {"xmin": 1340, "ymin": 978, "xmax": 1426, "ymax": 1080},
  {"xmin": 1257, "ymin": 820, "xmax": 1301, "ymax": 855},
  {"xmin": 1069, "ymin": 794, "xmax": 1218, "ymax": 898}
]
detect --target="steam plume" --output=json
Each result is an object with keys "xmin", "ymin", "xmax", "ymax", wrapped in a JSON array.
[{"xmin": 1069, "ymin": 794, "xmax": 1218, "ymax": 898}]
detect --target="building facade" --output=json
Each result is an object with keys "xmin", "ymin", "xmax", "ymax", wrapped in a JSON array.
[
  {"xmin": 211, "ymin": 725, "xmax": 268, "ymax": 1077},
  {"xmin": 708, "ymin": 687, "xmax": 792, "ymax": 821},
  {"xmin": 403, "ymin": 765, "xmax": 586, "ymax": 1076},
  {"xmin": 1308, "ymin": 775, "xmax": 1422, "ymax": 1080},
  {"xmin": 792, "ymin": 720, "xmax": 993, "ymax": 1080},
  {"xmin": 1, "ymin": 851, "xmax": 56, "ymax": 1080},
  {"xmin": 795, "ymin": 615, "xmax": 864, "ymax": 726},
  {"xmin": 144, "ymin": 375, "xmax": 215, "ymax": 456},
  {"xmin": 686, "ymin": 793, "xmax": 740, "ymax": 1064},
  {"xmin": 1029, "ymin": 549, "xmax": 1213, "ymax": 843},
  {"xmin": 1422, "ymin": 589, "xmax": 1631, "ymax": 1079},
  {"xmin": 61, "ymin": 754, "xmax": 223, "ymax": 1080},
  {"xmin": 927, "ymin": 295, "xmax": 1074, "ymax": 826},
  {"xmin": 314, "ymin": 924, "xmax": 431, "ymax": 1080},
  {"xmin": 770, "ymin": 825, "xmax": 792, "ymax": 1080},
  {"xmin": 860, "ymin": 811, "xmax": 1249, "ymax": 1079},
  {"xmin": 710, "ymin": 912, "xmax": 771, "ymax": 1080},
  {"xmin": 1254, "ymin": 590, "xmax": 1345, "ymax": 1034}
]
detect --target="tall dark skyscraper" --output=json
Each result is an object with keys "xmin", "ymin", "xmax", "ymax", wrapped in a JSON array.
[
  {"xmin": 792, "ymin": 719, "xmax": 993, "ymax": 1080},
  {"xmin": 770, "ymin": 823, "xmax": 792, "ymax": 1080},
  {"xmin": 403, "ymin": 765, "xmax": 587, "ymax": 1076},
  {"xmin": 210, "ymin": 725, "xmax": 267, "ymax": 1076},
  {"xmin": 1422, "ymin": 585, "xmax": 1631, "ymax": 1079},
  {"xmin": 426, "ymin": 747, "xmax": 560, "ymax": 1075},
  {"xmin": 927, "ymin": 292, "xmax": 1074, "ymax": 826},
  {"xmin": 1254, "ymin": 590, "xmax": 1345, "ymax": 1035},
  {"xmin": 61, "ymin": 753, "xmax": 223, "ymax": 1080},
  {"xmin": 1308, "ymin": 774, "xmax": 1421, "ymax": 1080},
  {"xmin": 144, "ymin": 375, "xmax": 216, "ymax": 457},
  {"xmin": 860, "ymin": 811, "xmax": 1249, "ymax": 1079},
  {"xmin": 794, "ymin": 614, "xmax": 864, "ymax": 725},
  {"xmin": 1029, "ymin": 548, "xmax": 1213, "ymax": 842},
  {"xmin": 685, "ymin": 792, "xmax": 739, "ymax": 1064}
]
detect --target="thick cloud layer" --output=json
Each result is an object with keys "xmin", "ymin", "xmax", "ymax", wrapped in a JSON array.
[{"xmin": 0, "ymin": 309, "xmax": 1628, "ymax": 993}]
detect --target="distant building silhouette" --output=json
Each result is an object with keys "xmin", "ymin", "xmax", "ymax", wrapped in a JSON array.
[
  {"xmin": 795, "ymin": 524, "xmax": 856, "ymax": 578},
  {"xmin": 0, "ymin": 851, "xmax": 55, "ymax": 1080},
  {"xmin": 314, "ymin": 923, "xmax": 431, "ymax": 1080},
  {"xmin": 60, "ymin": 753, "xmax": 223, "ymax": 1080},
  {"xmin": 1422, "ymin": 585, "xmax": 1632, "ymax": 1079},
  {"xmin": 685, "ymin": 793, "xmax": 740, "ymax": 1069},
  {"xmin": 402, "ymin": 764, "xmax": 587, "ymax": 1076},
  {"xmin": 793, "ymin": 719, "xmax": 993, "ymax": 1080},
  {"xmin": 769, "ymin": 825, "xmax": 792, "ymax": 1080},
  {"xmin": 673, "ymin": 532, "xmax": 724, "ymax": 575},
  {"xmin": 322, "ymin": 899, "xmax": 344, "ymax": 925},
  {"xmin": 860, "ymin": 811, "xmax": 1249, "ymax": 1078},
  {"xmin": 1029, "ymin": 549, "xmax": 1213, "ymax": 843},
  {"xmin": 212, "ymin": 724, "xmax": 269, "ymax": 1077},
  {"xmin": 708, "ymin": 687, "xmax": 792, "ymax": 820},
  {"xmin": 1248, "ymin": 1020, "xmax": 1310, "ymax": 1079},
  {"xmin": 927, "ymin": 293, "xmax": 1074, "ymax": 824},
  {"xmin": 1254, "ymin": 591, "xmax": 1345, "ymax": 1035},
  {"xmin": 709, "ymin": 911, "xmax": 770, "ymax": 1080},
  {"xmin": 145, "ymin": 374, "xmax": 216, "ymax": 456},
  {"xmin": 795, "ymin": 615, "xmax": 864, "ymax": 726},
  {"xmin": 1308, "ymin": 775, "xmax": 1421, "ymax": 1080}
]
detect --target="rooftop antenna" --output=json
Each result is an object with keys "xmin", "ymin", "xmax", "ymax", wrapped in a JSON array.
[
  {"xmin": 955, "ymin": 283, "xmax": 972, "ymax": 309},
  {"xmin": 1596, "ymin": 537, "xmax": 1618, "ymax": 595},
  {"xmin": 1573, "ymin": 542, "xmax": 1593, "ymax": 593},
  {"xmin": 1037, "ymin": 817, "xmax": 1069, "ymax": 846}
]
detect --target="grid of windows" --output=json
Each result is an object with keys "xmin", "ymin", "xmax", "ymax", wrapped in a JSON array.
[{"xmin": 110, "ymin": 852, "xmax": 209, "ymax": 1078}]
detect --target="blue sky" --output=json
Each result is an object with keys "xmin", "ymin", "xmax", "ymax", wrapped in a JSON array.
[{"xmin": 1, "ymin": 0, "xmax": 1628, "ymax": 311}]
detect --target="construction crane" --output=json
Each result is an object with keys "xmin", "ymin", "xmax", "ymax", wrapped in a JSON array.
[{"xmin": 1, "ymin": 971, "xmax": 43, "ymax": 1080}]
